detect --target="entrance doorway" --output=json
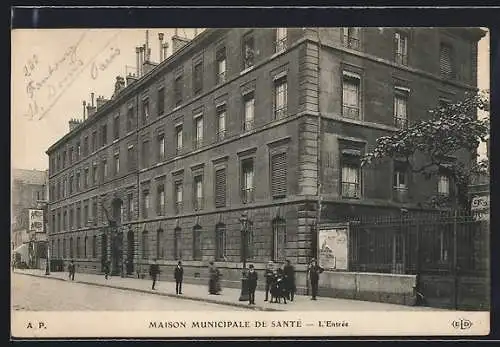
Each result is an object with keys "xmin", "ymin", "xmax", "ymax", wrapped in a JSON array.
[{"xmin": 127, "ymin": 228, "xmax": 135, "ymax": 275}]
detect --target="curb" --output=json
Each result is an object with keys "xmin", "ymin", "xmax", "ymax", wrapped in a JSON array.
[{"xmin": 15, "ymin": 272, "xmax": 283, "ymax": 312}]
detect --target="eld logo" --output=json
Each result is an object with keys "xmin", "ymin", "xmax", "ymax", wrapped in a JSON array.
[{"xmin": 452, "ymin": 318, "xmax": 473, "ymax": 330}]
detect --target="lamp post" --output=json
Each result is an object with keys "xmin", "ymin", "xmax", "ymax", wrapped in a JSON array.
[{"xmin": 238, "ymin": 212, "xmax": 249, "ymax": 301}]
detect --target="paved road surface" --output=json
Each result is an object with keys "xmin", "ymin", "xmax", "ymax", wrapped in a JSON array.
[{"xmin": 12, "ymin": 273, "xmax": 244, "ymax": 311}]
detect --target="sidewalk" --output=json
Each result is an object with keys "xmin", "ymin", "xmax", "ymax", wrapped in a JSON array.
[{"xmin": 14, "ymin": 269, "xmax": 443, "ymax": 311}]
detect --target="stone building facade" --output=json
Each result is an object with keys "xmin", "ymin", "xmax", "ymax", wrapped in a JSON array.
[{"xmin": 46, "ymin": 28, "xmax": 485, "ymax": 292}]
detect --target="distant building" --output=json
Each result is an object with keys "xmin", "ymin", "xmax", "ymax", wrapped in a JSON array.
[
  {"xmin": 46, "ymin": 28, "xmax": 485, "ymax": 293},
  {"xmin": 12, "ymin": 168, "xmax": 49, "ymax": 268}
]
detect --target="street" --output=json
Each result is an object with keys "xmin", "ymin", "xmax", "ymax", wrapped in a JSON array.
[{"xmin": 11, "ymin": 273, "xmax": 244, "ymax": 311}]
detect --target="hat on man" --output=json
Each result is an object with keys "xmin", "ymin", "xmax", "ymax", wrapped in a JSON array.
[{"xmin": 249, "ymin": 264, "xmax": 254, "ymax": 269}]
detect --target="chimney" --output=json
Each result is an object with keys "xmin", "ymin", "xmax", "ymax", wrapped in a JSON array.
[
  {"xmin": 172, "ymin": 34, "xmax": 190, "ymax": 54},
  {"xmin": 69, "ymin": 118, "xmax": 81, "ymax": 132},
  {"xmin": 158, "ymin": 33, "xmax": 164, "ymax": 61},
  {"xmin": 82, "ymin": 101, "xmax": 86, "ymax": 120},
  {"xmin": 86, "ymin": 93, "xmax": 97, "ymax": 117},
  {"xmin": 126, "ymin": 72, "xmax": 137, "ymax": 86},
  {"xmin": 135, "ymin": 46, "xmax": 141, "ymax": 78},
  {"xmin": 145, "ymin": 30, "xmax": 151, "ymax": 62},
  {"xmin": 162, "ymin": 42, "xmax": 169, "ymax": 60},
  {"xmin": 96, "ymin": 95, "xmax": 109, "ymax": 109},
  {"xmin": 139, "ymin": 46, "xmax": 144, "ymax": 77}
]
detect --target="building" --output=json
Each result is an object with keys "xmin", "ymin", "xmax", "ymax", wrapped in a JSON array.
[
  {"xmin": 46, "ymin": 28, "xmax": 485, "ymax": 293},
  {"xmin": 11, "ymin": 168, "xmax": 49, "ymax": 268}
]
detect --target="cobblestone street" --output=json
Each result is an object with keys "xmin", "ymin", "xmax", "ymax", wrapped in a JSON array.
[{"xmin": 11, "ymin": 273, "xmax": 244, "ymax": 311}]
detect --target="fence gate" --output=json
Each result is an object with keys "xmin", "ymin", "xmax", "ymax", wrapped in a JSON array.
[{"xmin": 347, "ymin": 211, "xmax": 490, "ymax": 311}]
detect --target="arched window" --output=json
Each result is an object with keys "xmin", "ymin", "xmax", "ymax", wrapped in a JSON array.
[
  {"xmin": 272, "ymin": 217, "xmax": 287, "ymax": 262},
  {"xmin": 156, "ymin": 229, "xmax": 164, "ymax": 259},
  {"xmin": 215, "ymin": 223, "xmax": 226, "ymax": 261},
  {"xmin": 84, "ymin": 235, "xmax": 88, "ymax": 258},
  {"xmin": 92, "ymin": 235, "xmax": 97, "ymax": 258},
  {"xmin": 240, "ymin": 221, "xmax": 254, "ymax": 262},
  {"xmin": 63, "ymin": 239, "xmax": 67, "ymax": 258},
  {"xmin": 174, "ymin": 227, "xmax": 182, "ymax": 260},
  {"xmin": 142, "ymin": 230, "xmax": 149, "ymax": 259},
  {"xmin": 57, "ymin": 239, "xmax": 61, "ymax": 259},
  {"xmin": 69, "ymin": 238, "xmax": 74, "ymax": 259},
  {"xmin": 192, "ymin": 226, "xmax": 202, "ymax": 261},
  {"xmin": 76, "ymin": 237, "xmax": 80, "ymax": 258},
  {"xmin": 51, "ymin": 240, "xmax": 55, "ymax": 258}
]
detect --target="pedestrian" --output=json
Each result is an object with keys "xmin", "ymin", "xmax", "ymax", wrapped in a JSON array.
[
  {"xmin": 174, "ymin": 260, "xmax": 184, "ymax": 295},
  {"xmin": 308, "ymin": 258, "xmax": 324, "ymax": 300},
  {"xmin": 283, "ymin": 259, "xmax": 296, "ymax": 302},
  {"xmin": 264, "ymin": 261, "xmax": 274, "ymax": 302},
  {"xmin": 68, "ymin": 260, "xmax": 75, "ymax": 281},
  {"xmin": 149, "ymin": 259, "xmax": 161, "ymax": 290},
  {"xmin": 247, "ymin": 264, "xmax": 258, "ymax": 305},
  {"xmin": 208, "ymin": 261, "xmax": 217, "ymax": 294},
  {"xmin": 104, "ymin": 260, "xmax": 110, "ymax": 280}
]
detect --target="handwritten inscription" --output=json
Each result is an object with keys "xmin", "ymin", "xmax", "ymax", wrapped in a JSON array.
[
  {"xmin": 90, "ymin": 47, "xmax": 121, "ymax": 80},
  {"xmin": 23, "ymin": 54, "xmax": 39, "ymax": 78}
]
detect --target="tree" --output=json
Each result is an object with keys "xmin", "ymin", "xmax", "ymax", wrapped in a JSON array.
[{"xmin": 361, "ymin": 90, "xmax": 489, "ymax": 210}]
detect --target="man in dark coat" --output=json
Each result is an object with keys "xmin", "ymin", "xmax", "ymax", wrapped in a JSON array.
[
  {"xmin": 283, "ymin": 259, "xmax": 296, "ymax": 302},
  {"xmin": 247, "ymin": 264, "xmax": 258, "ymax": 305},
  {"xmin": 68, "ymin": 260, "xmax": 76, "ymax": 281},
  {"xmin": 103, "ymin": 260, "xmax": 110, "ymax": 280},
  {"xmin": 174, "ymin": 261, "xmax": 184, "ymax": 294},
  {"xmin": 308, "ymin": 258, "xmax": 324, "ymax": 300},
  {"xmin": 149, "ymin": 259, "xmax": 161, "ymax": 290},
  {"xmin": 264, "ymin": 261, "xmax": 274, "ymax": 302},
  {"xmin": 208, "ymin": 261, "xmax": 217, "ymax": 294}
]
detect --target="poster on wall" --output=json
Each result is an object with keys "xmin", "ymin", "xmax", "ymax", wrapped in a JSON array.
[
  {"xmin": 317, "ymin": 223, "xmax": 349, "ymax": 271},
  {"xmin": 28, "ymin": 209, "xmax": 44, "ymax": 233}
]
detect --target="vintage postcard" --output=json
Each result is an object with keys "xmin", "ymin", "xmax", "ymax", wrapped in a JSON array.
[{"xmin": 11, "ymin": 25, "xmax": 490, "ymax": 338}]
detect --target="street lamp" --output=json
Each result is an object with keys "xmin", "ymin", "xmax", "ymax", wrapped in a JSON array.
[{"xmin": 238, "ymin": 212, "xmax": 249, "ymax": 301}]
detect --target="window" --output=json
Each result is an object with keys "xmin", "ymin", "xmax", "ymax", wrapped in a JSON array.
[
  {"xmin": 126, "ymin": 107, "xmax": 134, "ymax": 132},
  {"xmin": 142, "ymin": 99, "xmax": 150, "ymax": 125},
  {"xmin": 101, "ymin": 124, "xmax": 107, "ymax": 146},
  {"xmin": 157, "ymin": 184, "xmax": 165, "ymax": 216},
  {"xmin": 84, "ymin": 168, "xmax": 89, "ymax": 189},
  {"xmin": 142, "ymin": 140, "xmax": 150, "ymax": 168},
  {"xmin": 175, "ymin": 181, "xmax": 183, "ymax": 214},
  {"xmin": 76, "ymin": 237, "xmax": 80, "ymax": 258},
  {"xmin": 69, "ymin": 208, "xmax": 74, "ymax": 229},
  {"xmin": 69, "ymin": 148, "xmax": 73, "ymax": 165},
  {"xmin": 193, "ymin": 175, "xmax": 203, "ymax": 210},
  {"xmin": 440, "ymin": 43, "xmax": 454, "ymax": 79},
  {"xmin": 242, "ymin": 34, "xmax": 255, "ymax": 70},
  {"xmin": 63, "ymin": 210, "xmax": 67, "ymax": 230},
  {"xmin": 174, "ymin": 75, "xmax": 183, "ymax": 106},
  {"xmin": 241, "ymin": 221, "xmax": 254, "ymax": 261},
  {"xmin": 193, "ymin": 61, "xmax": 203, "ymax": 95},
  {"xmin": 394, "ymin": 88, "xmax": 409, "ymax": 129},
  {"xmin": 92, "ymin": 235, "xmax": 96, "ymax": 258},
  {"xmin": 174, "ymin": 228, "xmax": 182, "ymax": 260},
  {"xmin": 241, "ymin": 158, "xmax": 254, "ymax": 203},
  {"xmin": 76, "ymin": 205, "xmax": 82, "ymax": 228},
  {"xmin": 142, "ymin": 190, "xmax": 150, "ymax": 218},
  {"xmin": 92, "ymin": 199, "xmax": 98, "ymax": 225},
  {"xmin": 142, "ymin": 230, "xmax": 149, "ymax": 259},
  {"xmin": 342, "ymin": 72, "xmax": 361, "ymax": 120},
  {"xmin": 84, "ymin": 136, "xmax": 89, "ymax": 156},
  {"xmin": 175, "ymin": 125, "xmax": 183, "ymax": 155},
  {"xmin": 92, "ymin": 164, "xmax": 98, "ymax": 185},
  {"xmin": 102, "ymin": 159, "xmax": 108, "ymax": 179},
  {"xmin": 274, "ymin": 77, "xmax": 287, "ymax": 119},
  {"xmin": 157, "ymin": 88, "xmax": 165, "ymax": 116},
  {"xmin": 243, "ymin": 93, "xmax": 255, "ymax": 131},
  {"xmin": 114, "ymin": 152, "xmax": 120, "ymax": 175},
  {"xmin": 127, "ymin": 193, "xmax": 134, "ymax": 221},
  {"xmin": 63, "ymin": 239, "xmax": 67, "ymax": 258},
  {"xmin": 393, "ymin": 164, "xmax": 408, "ymax": 190},
  {"xmin": 156, "ymin": 229, "xmax": 164, "ymax": 259},
  {"xmin": 271, "ymin": 152, "xmax": 287, "ymax": 199},
  {"xmin": 84, "ymin": 202, "xmax": 89, "ymax": 226},
  {"xmin": 69, "ymin": 237, "xmax": 73, "ymax": 259},
  {"xmin": 274, "ymin": 28, "xmax": 288, "ymax": 53},
  {"xmin": 438, "ymin": 174, "xmax": 450, "ymax": 196},
  {"xmin": 194, "ymin": 116, "xmax": 203, "ymax": 149},
  {"xmin": 113, "ymin": 115, "xmax": 120, "ymax": 140},
  {"xmin": 58, "ymin": 239, "xmax": 61, "ymax": 258},
  {"xmin": 62, "ymin": 151, "xmax": 66, "ymax": 168},
  {"xmin": 192, "ymin": 226, "xmax": 202, "ymax": 261},
  {"xmin": 215, "ymin": 104, "xmax": 227, "ymax": 141},
  {"xmin": 91, "ymin": 131, "xmax": 97, "ymax": 152},
  {"xmin": 76, "ymin": 142, "xmax": 81, "ymax": 160},
  {"xmin": 127, "ymin": 145, "xmax": 136, "ymax": 171},
  {"xmin": 342, "ymin": 27, "xmax": 360, "ymax": 49},
  {"xmin": 157, "ymin": 134, "xmax": 165, "ymax": 161},
  {"xmin": 51, "ymin": 214, "xmax": 56, "ymax": 233},
  {"xmin": 84, "ymin": 236, "xmax": 88, "ymax": 258},
  {"xmin": 215, "ymin": 223, "xmax": 226, "ymax": 261},
  {"xmin": 272, "ymin": 218, "xmax": 286, "ymax": 262},
  {"xmin": 341, "ymin": 162, "xmax": 361, "ymax": 198},
  {"xmin": 394, "ymin": 32, "xmax": 408, "ymax": 66},
  {"xmin": 216, "ymin": 46, "xmax": 226, "ymax": 84},
  {"xmin": 215, "ymin": 168, "xmax": 227, "ymax": 208},
  {"xmin": 76, "ymin": 172, "xmax": 81, "ymax": 192}
]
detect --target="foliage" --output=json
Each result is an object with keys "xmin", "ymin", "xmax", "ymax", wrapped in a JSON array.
[{"xmin": 361, "ymin": 90, "xmax": 490, "ymax": 210}]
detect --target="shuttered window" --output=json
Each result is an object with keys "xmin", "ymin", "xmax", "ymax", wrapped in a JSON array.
[
  {"xmin": 440, "ymin": 43, "xmax": 453, "ymax": 78},
  {"xmin": 215, "ymin": 168, "xmax": 226, "ymax": 208},
  {"xmin": 271, "ymin": 152, "xmax": 287, "ymax": 198}
]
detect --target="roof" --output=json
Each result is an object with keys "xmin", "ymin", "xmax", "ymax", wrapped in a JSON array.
[{"xmin": 12, "ymin": 169, "xmax": 48, "ymax": 185}]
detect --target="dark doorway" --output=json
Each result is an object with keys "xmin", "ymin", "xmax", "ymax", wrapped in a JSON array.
[
  {"xmin": 127, "ymin": 228, "xmax": 135, "ymax": 275},
  {"xmin": 111, "ymin": 198, "xmax": 123, "ymax": 226},
  {"xmin": 101, "ymin": 233, "xmax": 108, "ymax": 272},
  {"xmin": 111, "ymin": 230, "xmax": 123, "ymax": 276}
]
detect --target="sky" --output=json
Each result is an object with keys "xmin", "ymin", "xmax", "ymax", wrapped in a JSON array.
[{"xmin": 11, "ymin": 28, "xmax": 490, "ymax": 171}]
